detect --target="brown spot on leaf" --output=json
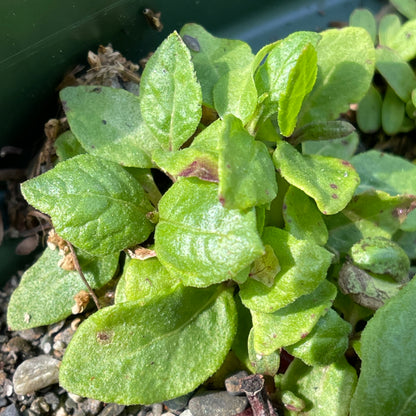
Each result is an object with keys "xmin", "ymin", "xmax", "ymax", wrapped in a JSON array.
[
  {"xmin": 91, "ymin": 87, "xmax": 102, "ymax": 93},
  {"xmin": 96, "ymin": 330, "xmax": 114, "ymax": 345},
  {"xmin": 331, "ymin": 193, "xmax": 339, "ymax": 199},
  {"xmin": 102, "ymin": 119, "xmax": 107, "ymax": 125},
  {"xmin": 330, "ymin": 183, "xmax": 338, "ymax": 189},
  {"xmin": 301, "ymin": 332, "xmax": 309, "ymax": 339},
  {"xmin": 179, "ymin": 159, "xmax": 219, "ymax": 182},
  {"xmin": 341, "ymin": 160, "xmax": 352, "ymax": 167}
]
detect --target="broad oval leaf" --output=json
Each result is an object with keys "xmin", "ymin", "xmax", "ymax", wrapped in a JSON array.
[
  {"xmin": 285, "ymin": 308, "xmax": 351, "ymax": 366},
  {"xmin": 350, "ymin": 277, "xmax": 416, "ymax": 416},
  {"xmin": 139, "ymin": 31, "xmax": 202, "ymax": 151},
  {"xmin": 60, "ymin": 86, "xmax": 159, "ymax": 167},
  {"xmin": 239, "ymin": 227, "xmax": 333, "ymax": 313},
  {"xmin": 349, "ymin": 8, "xmax": 377, "ymax": 45},
  {"xmin": 283, "ymin": 185, "xmax": 328, "ymax": 246},
  {"xmin": 155, "ymin": 178, "xmax": 264, "ymax": 287},
  {"xmin": 300, "ymin": 27, "xmax": 375, "ymax": 124},
  {"xmin": 382, "ymin": 86, "xmax": 405, "ymax": 135},
  {"xmin": 281, "ymin": 358, "xmax": 357, "ymax": 416},
  {"xmin": 59, "ymin": 285, "xmax": 237, "ymax": 404},
  {"xmin": 251, "ymin": 280, "xmax": 337, "ymax": 354},
  {"xmin": 7, "ymin": 247, "xmax": 118, "ymax": 330},
  {"xmin": 179, "ymin": 24, "xmax": 254, "ymax": 108},
  {"xmin": 273, "ymin": 140, "xmax": 360, "ymax": 215},
  {"xmin": 21, "ymin": 154, "xmax": 155, "ymax": 255},
  {"xmin": 357, "ymin": 84, "xmax": 382, "ymax": 134},
  {"xmin": 218, "ymin": 115, "xmax": 278, "ymax": 210}
]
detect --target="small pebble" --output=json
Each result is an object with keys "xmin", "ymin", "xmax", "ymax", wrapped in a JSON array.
[
  {"xmin": 68, "ymin": 392, "xmax": 84, "ymax": 403},
  {"xmin": 13, "ymin": 355, "xmax": 60, "ymax": 395},
  {"xmin": 3, "ymin": 336, "xmax": 32, "ymax": 354},
  {"xmin": 30, "ymin": 396, "xmax": 50, "ymax": 414},
  {"xmin": 2, "ymin": 404, "xmax": 20, "ymax": 416},
  {"xmin": 189, "ymin": 391, "xmax": 248, "ymax": 416},
  {"xmin": 4, "ymin": 378, "xmax": 14, "ymax": 396},
  {"xmin": 44, "ymin": 392, "xmax": 60, "ymax": 411},
  {"xmin": 152, "ymin": 403, "xmax": 163, "ymax": 416},
  {"xmin": 164, "ymin": 392, "xmax": 193, "ymax": 412},
  {"xmin": 0, "ymin": 397, "xmax": 9, "ymax": 408},
  {"xmin": 179, "ymin": 410, "xmax": 193, "ymax": 416},
  {"xmin": 80, "ymin": 398, "xmax": 103, "ymax": 414},
  {"xmin": 98, "ymin": 403, "xmax": 126, "ymax": 416},
  {"xmin": 56, "ymin": 407, "xmax": 69, "ymax": 416},
  {"xmin": 225, "ymin": 371, "xmax": 249, "ymax": 396}
]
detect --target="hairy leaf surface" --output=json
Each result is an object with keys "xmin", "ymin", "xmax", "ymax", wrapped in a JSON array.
[
  {"xmin": 21, "ymin": 154, "xmax": 154, "ymax": 255},
  {"xmin": 59, "ymin": 286, "xmax": 237, "ymax": 404}
]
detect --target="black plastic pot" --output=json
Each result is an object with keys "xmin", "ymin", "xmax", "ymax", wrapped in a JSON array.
[{"xmin": 0, "ymin": 0, "xmax": 386, "ymax": 285}]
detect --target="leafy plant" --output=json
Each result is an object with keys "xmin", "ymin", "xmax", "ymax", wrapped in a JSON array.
[
  {"xmin": 7, "ymin": 17, "xmax": 416, "ymax": 415},
  {"xmin": 350, "ymin": 4, "xmax": 416, "ymax": 136}
]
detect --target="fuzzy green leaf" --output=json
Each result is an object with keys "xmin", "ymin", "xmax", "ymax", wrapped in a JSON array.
[
  {"xmin": 7, "ymin": 247, "xmax": 118, "ymax": 330},
  {"xmin": 302, "ymin": 133, "xmax": 359, "ymax": 160},
  {"xmin": 155, "ymin": 178, "xmax": 264, "ymax": 287},
  {"xmin": 350, "ymin": 277, "xmax": 416, "ymax": 415},
  {"xmin": 326, "ymin": 190, "xmax": 416, "ymax": 253},
  {"xmin": 247, "ymin": 329, "xmax": 280, "ymax": 376},
  {"xmin": 376, "ymin": 46, "xmax": 416, "ymax": 102},
  {"xmin": 351, "ymin": 150, "xmax": 416, "ymax": 195},
  {"xmin": 285, "ymin": 309, "xmax": 351, "ymax": 367},
  {"xmin": 273, "ymin": 140, "xmax": 360, "ymax": 215},
  {"xmin": 390, "ymin": 0, "xmax": 416, "ymax": 19},
  {"xmin": 218, "ymin": 115, "xmax": 278, "ymax": 210},
  {"xmin": 213, "ymin": 66, "xmax": 257, "ymax": 124},
  {"xmin": 388, "ymin": 19, "xmax": 416, "ymax": 61},
  {"xmin": 283, "ymin": 185, "xmax": 328, "ymax": 246},
  {"xmin": 54, "ymin": 130, "xmax": 86, "ymax": 161},
  {"xmin": 349, "ymin": 8, "xmax": 377, "ymax": 44},
  {"xmin": 139, "ymin": 32, "xmax": 202, "ymax": 151},
  {"xmin": 281, "ymin": 358, "xmax": 357, "ymax": 416},
  {"xmin": 239, "ymin": 227, "xmax": 333, "ymax": 313},
  {"xmin": 356, "ymin": 84, "xmax": 382, "ymax": 133},
  {"xmin": 179, "ymin": 24, "xmax": 254, "ymax": 107},
  {"xmin": 251, "ymin": 280, "xmax": 337, "ymax": 354},
  {"xmin": 123, "ymin": 258, "xmax": 182, "ymax": 304},
  {"xmin": 300, "ymin": 27, "xmax": 375, "ymax": 124},
  {"xmin": 59, "ymin": 285, "xmax": 237, "ymax": 405},
  {"xmin": 278, "ymin": 43, "xmax": 318, "ymax": 137},
  {"xmin": 60, "ymin": 86, "xmax": 158, "ymax": 167},
  {"xmin": 21, "ymin": 154, "xmax": 155, "ymax": 255},
  {"xmin": 379, "ymin": 14, "xmax": 402, "ymax": 47}
]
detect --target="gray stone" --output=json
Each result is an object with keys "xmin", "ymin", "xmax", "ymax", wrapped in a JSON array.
[
  {"xmin": 80, "ymin": 398, "xmax": 103, "ymax": 414},
  {"xmin": 189, "ymin": 391, "xmax": 248, "ymax": 416},
  {"xmin": 13, "ymin": 355, "xmax": 60, "ymax": 395},
  {"xmin": 44, "ymin": 392, "xmax": 60, "ymax": 411},
  {"xmin": 29, "ymin": 397, "xmax": 50, "ymax": 414},
  {"xmin": 98, "ymin": 403, "xmax": 125, "ymax": 416},
  {"xmin": 152, "ymin": 403, "xmax": 163, "ymax": 416},
  {"xmin": 2, "ymin": 404, "xmax": 20, "ymax": 416},
  {"xmin": 179, "ymin": 410, "xmax": 193, "ymax": 416},
  {"xmin": 224, "ymin": 371, "xmax": 249, "ymax": 396},
  {"xmin": 164, "ymin": 392, "xmax": 193, "ymax": 412}
]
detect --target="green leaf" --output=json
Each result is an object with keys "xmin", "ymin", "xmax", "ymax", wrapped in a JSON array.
[
  {"xmin": 281, "ymin": 358, "xmax": 357, "ymax": 416},
  {"xmin": 350, "ymin": 277, "xmax": 416, "ymax": 416},
  {"xmin": 7, "ymin": 247, "xmax": 118, "ymax": 330},
  {"xmin": 283, "ymin": 185, "xmax": 328, "ymax": 246},
  {"xmin": 285, "ymin": 309, "xmax": 351, "ymax": 367},
  {"xmin": 375, "ymin": 46, "xmax": 416, "ymax": 102},
  {"xmin": 247, "ymin": 328, "xmax": 280, "ymax": 376},
  {"xmin": 54, "ymin": 130, "xmax": 86, "ymax": 161},
  {"xmin": 21, "ymin": 154, "xmax": 155, "ymax": 255},
  {"xmin": 60, "ymin": 86, "xmax": 158, "ymax": 168},
  {"xmin": 300, "ymin": 27, "xmax": 375, "ymax": 124},
  {"xmin": 179, "ymin": 24, "xmax": 254, "ymax": 107},
  {"xmin": 356, "ymin": 84, "xmax": 382, "ymax": 133},
  {"xmin": 218, "ymin": 115, "xmax": 278, "ymax": 210},
  {"xmin": 249, "ymin": 244, "xmax": 281, "ymax": 287},
  {"xmin": 351, "ymin": 150, "xmax": 416, "ymax": 195},
  {"xmin": 155, "ymin": 178, "xmax": 264, "ymax": 287},
  {"xmin": 388, "ymin": 19, "xmax": 416, "ymax": 61},
  {"xmin": 378, "ymin": 14, "xmax": 402, "ymax": 47},
  {"xmin": 139, "ymin": 31, "xmax": 202, "ymax": 151},
  {"xmin": 350, "ymin": 237, "xmax": 410, "ymax": 283},
  {"xmin": 292, "ymin": 120, "xmax": 356, "ymax": 146},
  {"xmin": 123, "ymin": 258, "xmax": 182, "ymax": 304},
  {"xmin": 390, "ymin": 0, "xmax": 416, "ymax": 19},
  {"xmin": 59, "ymin": 285, "xmax": 237, "ymax": 405},
  {"xmin": 277, "ymin": 43, "xmax": 318, "ymax": 137},
  {"xmin": 302, "ymin": 133, "xmax": 359, "ymax": 160},
  {"xmin": 273, "ymin": 140, "xmax": 360, "ymax": 215},
  {"xmin": 382, "ymin": 86, "xmax": 405, "ymax": 135},
  {"xmin": 325, "ymin": 190, "xmax": 416, "ymax": 253},
  {"xmin": 239, "ymin": 227, "xmax": 333, "ymax": 313},
  {"xmin": 349, "ymin": 8, "xmax": 377, "ymax": 45},
  {"xmin": 251, "ymin": 280, "xmax": 337, "ymax": 354},
  {"xmin": 213, "ymin": 66, "xmax": 257, "ymax": 124}
]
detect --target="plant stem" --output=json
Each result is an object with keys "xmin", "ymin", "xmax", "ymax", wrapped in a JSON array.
[{"xmin": 67, "ymin": 242, "xmax": 101, "ymax": 310}]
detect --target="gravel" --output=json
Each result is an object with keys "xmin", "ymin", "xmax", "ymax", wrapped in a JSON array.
[{"xmin": 0, "ymin": 275, "xmax": 253, "ymax": 416}]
